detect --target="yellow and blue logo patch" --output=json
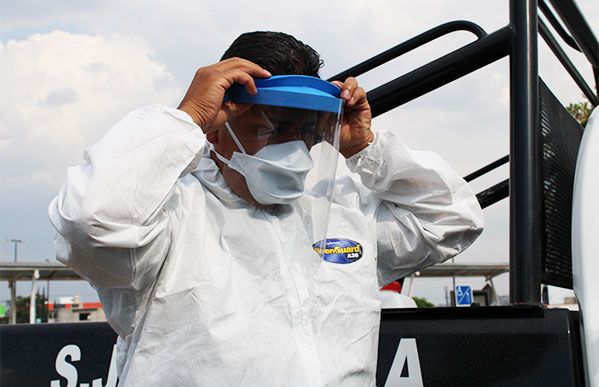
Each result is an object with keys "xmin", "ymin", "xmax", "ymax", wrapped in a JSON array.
[{"xmin": 312, "ymin": 238, "xmax": 363, "ymax": 264}]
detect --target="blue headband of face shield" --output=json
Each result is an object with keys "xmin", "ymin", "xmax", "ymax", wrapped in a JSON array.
[{"xmin": 224, "ymin": 75, "xmax": 343, "ymax": 114}]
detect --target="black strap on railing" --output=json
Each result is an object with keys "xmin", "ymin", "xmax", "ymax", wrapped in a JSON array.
[{"xmin": 538, "ymin": 0, "xmax": 580, "ymax": 52}]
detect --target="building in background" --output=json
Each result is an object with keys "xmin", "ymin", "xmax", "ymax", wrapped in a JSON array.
[{"xmin": 48, "ymin": 295, "xmax": 105, "ymax": 323}]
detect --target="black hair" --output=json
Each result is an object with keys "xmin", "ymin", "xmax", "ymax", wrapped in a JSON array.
[{"xmin": 221, "ymin": 31, "xmax": 323, "ymax": 77}]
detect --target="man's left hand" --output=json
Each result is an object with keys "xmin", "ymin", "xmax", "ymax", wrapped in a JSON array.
[{"xmin": 332, "ymin": 77, "xmax": 373, "ymax": 158}]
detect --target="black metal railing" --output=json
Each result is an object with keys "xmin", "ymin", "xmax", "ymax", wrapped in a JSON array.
[
  {"xmin": 330, "ymin": 0, "xmax": 597, "ymax": 305},
  {"xmin": 328, "ymin": 21, "xmax": 486, "ymax": 82},
  {"xmin": 546, "ymin": 0, "xmax": 598, "ymax": 75}
]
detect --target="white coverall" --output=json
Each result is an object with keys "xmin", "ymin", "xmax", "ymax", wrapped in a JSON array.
[{"xmin": 49, "ymin": 104, "xmax": 483, "ymax": 386}]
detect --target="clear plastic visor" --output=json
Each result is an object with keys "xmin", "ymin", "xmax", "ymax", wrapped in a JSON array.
[
  {"xmin": 227, "ymin": 103, "xmax": 343, "ymax": 259},
  {"xmin": 227, "ymin": 104, "xmax": 340, "ymax": 153}
]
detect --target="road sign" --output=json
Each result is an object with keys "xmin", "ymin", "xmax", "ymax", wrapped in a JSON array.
[{"xmin": 455, "ymin": 285, "xmax": 473, "ymax": 307}]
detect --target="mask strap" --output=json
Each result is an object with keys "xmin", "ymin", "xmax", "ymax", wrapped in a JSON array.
[
  {"xmin": 224, "ymin": 122, "xmax": 247, "ymax": 154},
  {"xmin": 208, "ymin": 142, "xmax": 231, "ymax": 165}
]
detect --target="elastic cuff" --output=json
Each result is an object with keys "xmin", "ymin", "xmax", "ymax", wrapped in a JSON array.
[
  {"xmin": 166, "ymin": 107, "xmax": 201, "ymax": 129},
  {"xmin": 345, "ymin": 130, "xmax": 381, "ymax": 172}
]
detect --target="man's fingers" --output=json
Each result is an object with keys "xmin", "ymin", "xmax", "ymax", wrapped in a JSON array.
[
  {"xmin": 218, "ymin": 57, "xmax": 271, "ymax": 78},
  {"xmin": 332, "ymin": 78, "xmax": 360, "ymax": 102},
  {"xmin": 331, "ymin": 80, "xmax": 343, "ymax": 89},
  {"xmin": 225, "ymin": 69, "xmax": 258, "ymax": 95},
  {"xmin": 179, "ymin": 58, "xmax": 270, "ymax": 128},
  {"xmin": 348, "ymin": 87, "xmax": 367, "ymax": 107},
  {"xmin": 340, "ymin": 77, "xmax": 358, "ymax": 100},
  {"xmin": 216, "ymin": 58, "xmax": 272, "ymax": 95}
]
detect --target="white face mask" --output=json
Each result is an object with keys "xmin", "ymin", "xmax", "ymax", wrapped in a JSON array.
[{"xmin": 210, "ymin": 122, "xmax": 314, "ymax": 205}]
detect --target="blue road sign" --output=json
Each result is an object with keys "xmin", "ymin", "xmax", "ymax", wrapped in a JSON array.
[{"xmin": 455, "ymin": 285, "xmax": 473, "ymax": 307}]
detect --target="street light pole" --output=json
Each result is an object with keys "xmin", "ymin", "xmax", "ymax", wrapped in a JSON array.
[{"xmin": 7, "ymin": 239, "xmax": 24, "ymax": 262}]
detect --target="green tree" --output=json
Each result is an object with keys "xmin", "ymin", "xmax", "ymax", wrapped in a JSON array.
[
  {"xmin": 15, "ymin": 293, "xmax": 48, "ymax": 323},
  {"xmin": 566, "ymin": 101, "xmax": 593, "ymax": 128},
  {"xmin": 412, "ymin": 296, "xmax": 434, "ymax": 308}
]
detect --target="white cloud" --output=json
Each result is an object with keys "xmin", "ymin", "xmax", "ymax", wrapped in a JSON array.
[
  {"xmin": 2, "ymin": 170, "xmax": 57, "ymax": 191},
  {"xmin": 0, "ymin": 31, "xmax": 181, "ymax": 187},
  {"xmin": 0, "ymin": 31, "xmax": 182, "ymax": 267}
]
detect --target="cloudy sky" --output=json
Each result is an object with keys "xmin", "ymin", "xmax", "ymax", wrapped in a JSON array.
[{"xmin": 1, "ymin": 0, "xmax": 597, "ymax": 305}]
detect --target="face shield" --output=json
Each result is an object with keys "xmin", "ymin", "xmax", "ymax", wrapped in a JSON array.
[{"xmin": 224, "ymin": 75, "xmax": 343, "ymax": 258}]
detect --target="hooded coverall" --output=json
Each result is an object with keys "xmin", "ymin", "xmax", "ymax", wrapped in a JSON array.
[{"xmin": 49, "ymin": 104, "xmax": 483, "ymax": 386}]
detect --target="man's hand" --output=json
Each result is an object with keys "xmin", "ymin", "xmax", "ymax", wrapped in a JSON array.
[
  {"xmin": 178, "ymin": 58, "xmax": 271, "ymax": 133},
  {"xmin": 332, "ymin": 77, "xmax": 374, "ymax": 158}
]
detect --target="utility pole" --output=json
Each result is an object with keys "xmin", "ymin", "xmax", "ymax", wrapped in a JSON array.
[
  {"xmin": 9, "ymin": 280, "xmax": 16, "ymax": 324},
  {"xmin": 46, "ymin": 259, "xmax": 51, "ymax": 321},
  {"xmin": 6, "ymin": 239, "xmax": 24, "ymax": 324},
  {"xmin": 7, "ymin": 239, "xmax": 24, "ymax": 262},
  {"xmin": 451, "ymin": 257, "xmax": 456, "ymax": 303}
]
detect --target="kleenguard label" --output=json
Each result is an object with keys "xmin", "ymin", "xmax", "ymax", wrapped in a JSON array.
[{"xmin": 312, "ymin": 238, "xmax": 363, "ymax": 264}]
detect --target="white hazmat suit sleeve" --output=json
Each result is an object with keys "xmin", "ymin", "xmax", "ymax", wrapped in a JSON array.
[
  {"xmin": 49, "ymin": 104, "xmax": 206, "ymax": 291},
  {"xmin": 345, "ymin": 130, "xmax": 484, "ymax": 286}
]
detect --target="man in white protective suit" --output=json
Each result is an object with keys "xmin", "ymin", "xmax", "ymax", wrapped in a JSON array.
[{"xmin": 49, "ymin": 31, "xmax": 483, "ymax": 386}]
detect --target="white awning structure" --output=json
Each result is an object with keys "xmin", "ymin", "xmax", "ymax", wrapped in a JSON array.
[
  {"xmin": 415, "ymin": 263, "xmax": 509, "ymax": 279},
  {"xmin": 1, "ymin": 261, "xmax": 80, "ymax": 281},
  {"xmin": 1, "ymin": 261, "xmax": 509, "ymax": 323},
  {"xmin": 1, "ymin": 261, "xmax": 81, "ymax": 324},
  {"xmin": 0, "ymin": 261, "xmax": 509, "ymax": 282}
]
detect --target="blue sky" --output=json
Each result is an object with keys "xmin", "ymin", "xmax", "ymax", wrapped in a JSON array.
[{"xmin": 1, "ymin": 0, "xmax": 597, "ymax": 305}]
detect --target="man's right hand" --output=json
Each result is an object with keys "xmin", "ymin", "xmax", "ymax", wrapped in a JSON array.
[{"xmin": 178, "ymin": 58, "xmax": 271, "ymax": 133}]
